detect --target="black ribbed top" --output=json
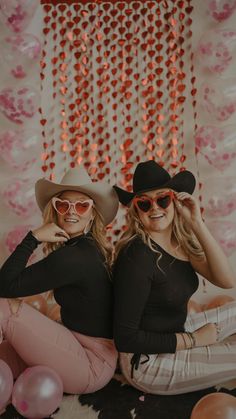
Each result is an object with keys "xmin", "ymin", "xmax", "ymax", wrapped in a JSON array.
[
  {"xmin": 0, "ymin": 231, "xmax": 113, "ymax": 338},
  {"xmin": 113, "ymin": 236, "xmax": 199, "ymax": 354}
]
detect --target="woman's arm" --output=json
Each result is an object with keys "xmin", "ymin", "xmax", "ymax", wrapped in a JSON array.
[
  {"xmin": 176, "ymin": 323, "xmax": 217, "ymax": 350},
  {"xmin": 175, "ymin": 192, "xmax": 235, "ymax": 289},
  {"xmin": 0, "ymin": 228, "xmax": 85, "ymax": 297}
]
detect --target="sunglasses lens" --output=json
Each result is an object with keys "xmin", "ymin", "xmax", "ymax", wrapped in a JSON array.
[
  {"xmin": 136, "ymin": 199, "xmax": 151, "ymax": 212},
  {"xmin": 75, "ymin": 201, "xmax": 91, "ymax": 214},
  {"xmin": 55, "ymin": 200, "xmax": 69, "ymax": 214},
  {"xmin": 156, "ymin": 194, "xmax": 172, "ymax": 209}
]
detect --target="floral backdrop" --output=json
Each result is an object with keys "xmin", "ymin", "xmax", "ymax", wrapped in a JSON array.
[
  {"xmin": 0, "ymin": 1, "xmax": 236, "ymax": 417},
  {"xmin": 0, "ymin": 0, "xmax": 235, "ymax": 286},
  {"xmin": 0, "ymin": 0, "xmax": 235, "ymax": 283}
]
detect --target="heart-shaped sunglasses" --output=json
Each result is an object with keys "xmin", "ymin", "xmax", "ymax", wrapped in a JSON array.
[
  {"xmin": 52, "ymin": 197, "xmax": 93, "ymax": 216},
  {"xmin": 133, "ymin": 191, "xmax": 174, "ymax": 213}
]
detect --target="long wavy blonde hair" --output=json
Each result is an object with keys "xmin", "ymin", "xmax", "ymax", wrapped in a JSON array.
[
  {"xmin": 42, "ymin": 193, "xmax": 113, "ymax": 268},
  {"xmin": 114, "ymin": 193, "xmax": 204, "ymax": 266}
]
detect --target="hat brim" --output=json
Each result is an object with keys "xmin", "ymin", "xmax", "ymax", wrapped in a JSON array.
[
  {"xmin": 35, "ymin": 178, "xmax": 118, "ymax": 226},
  {"xmin": 113, "ymin": 170, "xmax": 196, "ymax": 206}
]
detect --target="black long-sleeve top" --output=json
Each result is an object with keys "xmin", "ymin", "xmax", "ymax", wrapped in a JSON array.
[
  {"xmin": 113, "ymin": 236, "xmax": 199, "ymax": 354},
  {"xmin": 0, "ymin": 231, "xmax": 113, "ymax": 338}
]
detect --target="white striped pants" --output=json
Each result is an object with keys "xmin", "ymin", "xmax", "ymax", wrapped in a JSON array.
[{"xmin": 119, "ymin": 300, "xmax": 236, "ymax": 395}]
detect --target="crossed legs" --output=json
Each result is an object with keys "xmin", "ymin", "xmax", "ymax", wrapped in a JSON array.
[{"xmin": 0, "ymin": 298, "xmax": 117, "ymax": 394}]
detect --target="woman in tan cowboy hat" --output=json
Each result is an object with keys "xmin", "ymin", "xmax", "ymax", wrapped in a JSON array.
[
  {"xmin": 113, "ymin": 160, "xmax": 236, "ymax": 395},
  {"xmin": 0, "ymin": 166, "xmax": 119, "ymax": 395}
]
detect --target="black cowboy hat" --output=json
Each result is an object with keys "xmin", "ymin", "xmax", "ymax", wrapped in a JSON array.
[{"xmin": 113, "ymin": 160, "xmax": 196, "ymax": 206}]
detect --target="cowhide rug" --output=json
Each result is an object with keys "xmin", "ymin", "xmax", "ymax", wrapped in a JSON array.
[{"xmin": 1, "ymin": 372, "xmax": 236, "ymax": 419}]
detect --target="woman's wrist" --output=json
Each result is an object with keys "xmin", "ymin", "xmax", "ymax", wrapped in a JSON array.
[
  {"xmin": 191, "ymin": 218, "xmax": 205, "ymax": 234},
  {"xmin": 176, "ymin": 332, "xmax": 197, "ymax": 350},
  {"xmin": 30, "ymin": 230, "xmax": 42, "ymax": 244}
]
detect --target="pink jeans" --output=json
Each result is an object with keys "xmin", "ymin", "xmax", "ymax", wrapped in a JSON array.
[{"xmin": 0, "ymin": 299, "xmax": 118, "ymax": 394}]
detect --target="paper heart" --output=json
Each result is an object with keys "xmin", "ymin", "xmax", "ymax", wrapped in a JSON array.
[
  {"xmin": 0, "ymin": 128, "xmax": 40, "ymax": 170},
  {"xmin": 0, "ymin": 33, "xmax": 41, "ymax": 78},
  {"xmin": 203, "ymin": 176, "xmax": 236, "ymax": 217},
  {"xmin": 2, "ymin": 178, "xmax": 38, "ymax": 217},
  {"xmin": 195, "ymin": 124, "xmax": 236, "ymax": 171},
  {"xmin": 197, "ymin": 28, "xmax": 236, "ymax": 74},
  {"xmin": 0, "ymin": 86, "xmax": 39, "ymax": 124},
  {"xmin": 200, "ymin": 78, "xmax": 236, "ymax": 121},
  {"xmin": 206, "ymin": 220, "xmax": 236, "ymax": 256},
  {"xmin": 5, "ymin": 224, "xmax": 35, "ymax": 254},
  {"xmin": 0, "ymin": 0, "xmax": 38, "ymax": 33},
  {"xmin": 207, "ymin": 0, "xmax": 236, "ymax": 22}
]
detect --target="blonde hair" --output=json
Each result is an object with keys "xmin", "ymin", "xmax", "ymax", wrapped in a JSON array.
[
  {"xmin": 42, "ymin": 194, "xmax": 113, "ymax": 267},
  {"xmin": 114, "ymin": 196, "xmax": 204, "ymax": 268}
]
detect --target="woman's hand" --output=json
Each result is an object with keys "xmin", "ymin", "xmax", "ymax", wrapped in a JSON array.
[
  {"xmin": 32, "ymin": 223, "xmax": 70, "ymax": 243},
  {"xmin": 176, "ymin": 323, "xmax": 218, "ymax": 350},
  {"xmin": 174, "ymin": 192, "xmax": 203, "ymax": 228},
  {"xmin": 193, "ymin": 323, "xmax": 218, "ymax": 347}
]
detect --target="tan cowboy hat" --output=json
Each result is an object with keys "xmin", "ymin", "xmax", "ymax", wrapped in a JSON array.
[{"xmin": 35, "ymin": 166, "xmax": 119, "ymax": 225}]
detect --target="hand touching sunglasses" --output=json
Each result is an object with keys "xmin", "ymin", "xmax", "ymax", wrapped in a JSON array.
[
  {"xmin": 133, "ymin": 191, "xmax": 174, "ymax": 213},
  {"xmin": 52, "ymin": 197, "xmax": 93, "ymax": 216}
]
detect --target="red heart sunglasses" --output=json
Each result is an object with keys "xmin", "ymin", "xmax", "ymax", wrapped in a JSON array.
[
  {"xmin": 133, "ymin": 191, "xmax": 174, "ymax": 213},
  {"xmin": 52, "ymin": 197, "xmax": 93, "ymax": 216}
]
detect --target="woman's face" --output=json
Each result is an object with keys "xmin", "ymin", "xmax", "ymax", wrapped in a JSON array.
[
  {"xmin": 134, "ymin": 188, "xmax": 175, "ymax": 234},
  {"xmin": 53, "ymin": 190, "xmax": 94, "ymax": 238}
]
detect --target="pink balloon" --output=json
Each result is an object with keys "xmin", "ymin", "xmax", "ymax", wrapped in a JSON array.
[
  {"xmin": 200, "ymin": 78, "xmax": 236, "ymax": 121},
  {"xmin": 197, "ymin": 29, "xmax": 236, "ymax": 74},
  {"xmin": 2, "ymin": 178, "xmax": 38, "ymax": 218},
  {"xmin": 207, "ymin": 0, "xmax": 236, "ymax": 22},
  {"xmin": 0, "ymin": 129, "xmax": 40, "ymax": 171},
  {"xmin": 4, "ymin": 225, "xmax": 34, "ymax": 254},
  {"xmin": 195, "ymin": 125, "xmax": 236, "ymax": 171},
  {"xmin": 0, "ymin": 33, "xmax": 41, "ymax": 79},
  {"xmin": 203, "ymin": 177, "xmax": 236, "ymax": 217},
  {"xmin": 12, "ymin": 366, "xmax": 63, "ymax": 418},
  {"xmin": 0, "ymin": 360, "xmax": 14, "ymax": 411},
  {"xmin": 0, "ymin": 86, "xmax": 39, "ymax": 124},
  {"xmin": 0, "ymin": 0, "xmax": 38, "ymax": 33},
  {"xmin": 206, "ymin": 220, "xmax": 236, "ymax": 256}
]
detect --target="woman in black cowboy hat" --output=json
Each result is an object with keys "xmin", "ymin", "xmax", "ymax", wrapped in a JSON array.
[
  {"xmin": 0, "ymin": 166, "xmax": 119, "ymax": 396},
  {"xmin": 113, "ymin": 160, "xmax": 236, "ymax": 395}
]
